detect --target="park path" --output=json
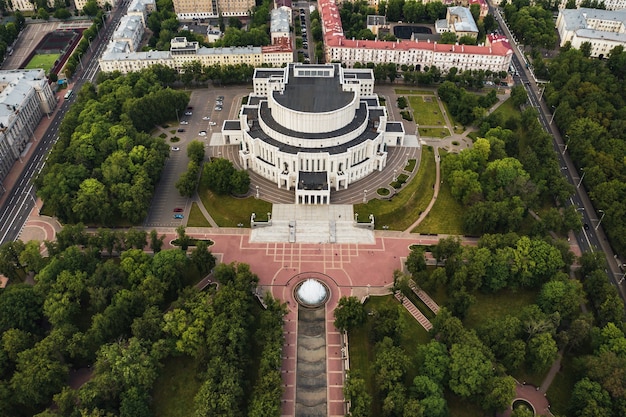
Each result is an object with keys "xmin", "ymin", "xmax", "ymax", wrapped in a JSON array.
[{"xmin": 402, "ymin": 147, "xmax": 440, "ymax": 233}]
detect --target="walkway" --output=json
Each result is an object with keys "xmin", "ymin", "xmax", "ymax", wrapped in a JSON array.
[{"xmin": 394, "ymin": 291, "xmax": 433, "ymax": 331}]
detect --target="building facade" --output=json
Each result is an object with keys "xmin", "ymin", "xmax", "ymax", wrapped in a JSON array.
[
  {"xmin": 557, "ymin": 0, "xmax": 626, "ymax": 10},
  {"xmin": 556, "ymin": 8, "xmax": 626, "ymax": 58},
  {"xmin": 222, "ymin": 64, "xmax": 404, "ymax": 205},
  {"xmin": 173, "ymin": 0, "xmax": 255, "ymax": 20},
  {"xmin": 73, "ymin": 0, "xmax": 118, "ymax": 11},
  {"xmin": 0, "ymin": 70, "xmax": 57, "ymax": 185},
  {"xmin": 318, "ymin": 0, "xmax": 513, "ymax": 73},
  {"xmin": 99, "ymin": 37, "xmax": 293, "ymax": 73}
]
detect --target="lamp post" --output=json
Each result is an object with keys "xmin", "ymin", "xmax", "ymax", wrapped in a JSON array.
[
  {"xmin": 549, "ymin": 105, "xmax": 558, "ymax": 125},
  {"xmin": 175, "ymin": 108, "xmax": 179, "ymax": 123},
  {"xmin": 392, "ymin": 169, "xmax": 397, "ymax": 182},
  {"xmin": 562, "ymin": 135, "xmax": 570, "ymax": 156},
  {"xmin": 255, "ymin": 185, "xmax": 259, "ymax": 199},
  {"xmin": 87, "ymin": 36, "xmax": 93, "ymax": 52},
  {"xmin": 595, "ymin": 210, "xmax": 605, "ymax": 231},
  {"xmin": 25, "ymin": 189, "xmax": 39, "ymax": 215},
  {"xmin": 577, "ymin": 168, "xmax": 586, "ymax": 189}
]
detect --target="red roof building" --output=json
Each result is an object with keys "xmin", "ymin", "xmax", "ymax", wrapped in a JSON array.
[{"xmin": 317, "ymin": 0, "xmax": 512, "ymax": 73}]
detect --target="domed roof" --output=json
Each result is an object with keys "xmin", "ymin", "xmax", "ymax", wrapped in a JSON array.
[{"xmin": 297, "ymin": 279, "xmax": 328, "ymax": 306}]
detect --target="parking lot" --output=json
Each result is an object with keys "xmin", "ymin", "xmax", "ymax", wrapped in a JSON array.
[{"xmin": 143, "ymin": 85, "xmax": 252, "ymax": 227}]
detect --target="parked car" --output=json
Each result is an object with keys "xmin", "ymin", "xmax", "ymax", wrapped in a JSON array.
[
  {"xmin": 199, "ymin": 131, "xmax": 207, "ymax": 136},
  {"xmin": 177, "ymin": 128, "xmax": 185, "ymax": 132},
  {"xmin": 180, "ymin": 120, "xmax": 189, "ymax": 125},
  {"xmin": 202, "ymin": 116, "xmax": 211, "ymax": 120},
  {"xmin": 217, "ymin": 95, "xmax": 224, "ymax": 100},
  {"xmin": 209, "ymin": 121, "xmax": 217, "ymax": 126},
  {"xmin": 185, "ymin": 111, "xmax": 193, "ymax": 116},
  {"xmin": 215, "ymin": 106, "xmax": 222, "ymax": 111},
  {"xmin": 173, "ymin": 214, "xmax": 184, "ymax": 219},
  {"xmin": 173, "ymin": 208, "xmax": 184, "ymax": 212},
  {"xmin": 171, "ymin": 147, "xmax": 180, "ymax": 151}
]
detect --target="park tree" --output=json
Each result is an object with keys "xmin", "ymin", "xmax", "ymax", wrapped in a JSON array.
[
  {"xmin": 334, "ymin": 296, "xmax": 366, "ymax": 332},
  {"xmin": 149, "ymin": 229, "xmax": 165, "ymax": 253},
  {"xmin": 187, "ymin": 140, "xmax": 205, "ymax": 164},
  {"xmin": 483, "ymin": 375, "xmax": 516, "ymax": 412},
  {"xmin": 373, "ymin": 337, "xmax": 409, "ymax": 393},
  {"xmin": 370, "ymin": 302, "xmax": 402, "ymax": 344},
  {"xmin": 405, "ymin": 246, "xmax": 427, "ymax": 276},
  {"xmin": 230, "ymin": 169, "xmax": 250, "ymax": 195},
  {"xmin": 190, "ymin": 240, "xmax": 216, "ymax": 275},
  {"xmin": 418, "ymin": 340, "xmax": 450, "ymax": 384},
  {"xmin": 0, "ymin": 240, "xmax": 26, "ymax": 281},
  {"xmin": 568, "ymin": 378, "xmax": 612, "ymax": 417},
  {"xmin": 202, "ymin": 157, "xmax": 236, "ymax": 194},
  {"xmin": 448, "ymin": 342, "xmax": 493, "ymax": 398},
  {"xmin": 537, "ymin": 277, "xmax": 586, "ymax": 320},
  {"xmin": 0, "ymin": 284, "xmax": 43, "ymax": 334},
  {"xmin": 413, "ymin": 375, "xmax": 447, "ymax": 417},
  {"xmin": 527, "ymin": 332, "xmax": 558, "ymax": 372},
  {"xmin": 18, "ymin": 240, "xmax": 46, "ymax": 274},
  {"xmin": 10, "ymin": 337, "xmax": 69, "ymax": 411}
]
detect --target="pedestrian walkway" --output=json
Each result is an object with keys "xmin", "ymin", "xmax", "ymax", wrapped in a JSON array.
[{"xmin": 394, "ymin": 291, "xmax": 433, "ymax": 331}]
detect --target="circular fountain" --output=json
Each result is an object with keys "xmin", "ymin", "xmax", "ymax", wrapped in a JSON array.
[{"xmin": 295, "ymin": 278, "xmax": 329, "ymax": 308}]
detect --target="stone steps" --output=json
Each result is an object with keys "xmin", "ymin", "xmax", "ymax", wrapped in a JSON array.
[
  {"xmin": 394, "ymin": 291, "xmax": 433, "ymax": 331},
  {"xmin": 408, "ymin": 279, "xmax": 440, "ymax": 314}
]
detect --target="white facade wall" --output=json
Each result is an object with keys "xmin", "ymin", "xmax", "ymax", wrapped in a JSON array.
[
  {"xmin": 237, "ymin": 64, "xmax": 395, "ymax": 202},
  {"xmin": 556, "ymin": 8, "xmax": 626, "ymax": 57},
  {"xmin": 0, "ymin": 70, "xmax": 56, "ymax": 184},
  {"xmin": 328, "ymin": 44, "xmax": 512, "ymax": 73}
]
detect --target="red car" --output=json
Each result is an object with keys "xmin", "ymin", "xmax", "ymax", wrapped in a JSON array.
[{"xmin": 173, "ymin": 208, "xmax": 184, "ymax": 212}]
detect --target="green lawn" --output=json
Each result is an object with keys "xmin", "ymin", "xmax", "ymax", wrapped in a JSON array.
[
  {"xmin": 492, "ymin": 97, "xmax": 519, "ymax": 121},
  {"xmin": 355, "ymin": 147, "xmax": 435, "ymax": 231},
  {"xmin": 446, "ymin": 392, "xmax": 489, "ymax": 417},
  {"xmin": 441, "ymin": 101, "xmax": 463, "ymax": 133},
  {"xmin": 395, "ymin": 89, "xmax": 435, "ymax": 95},
  {"xmin": 152, "ymin": 355, "xmax": 202, "ymax": 417},
  {"xmin": 197, "ymin": 184, "xmax": 272, "ymax": 227},
  {"xmin": 463, "ymin": 288, "xmax": 538, "ymax": 330},
  {"xmin": 187, "ymin": 202, "xmax": 211, "ymax": 227},
  {"xmin": 546, "ymin": 355, "xmax": 577, "ymax": 415},
  {"xmin": 412, "ymin": 177, "xmax": 464, "ymax": 235},
  {"xmin": 409, "ymin": 96, "xmax": 446, "ymax": 126},
  {"xmin": 419, "ymin": 127, "xmax": 450, "ymax": 138},
  {"xmin": 25, "ymin": 53, "xmax": 60, "ymax": 73}
]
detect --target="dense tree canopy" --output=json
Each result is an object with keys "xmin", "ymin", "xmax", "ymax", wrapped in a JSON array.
[{"xmin": 35, "ymin": 69, "xmax": 187, "ymax": 225}]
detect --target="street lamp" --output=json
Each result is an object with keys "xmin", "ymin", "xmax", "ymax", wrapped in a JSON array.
[
  {"xmin": 562, "ymin": 135, "xmax": 570, "ymax": 156},
  {"xmin": 595, "ymin": 209, "xmax": 605, "ymax": 231},
  {"xmin": 24, "ymin": 190, "xmax": 39, "ymax": 215},
  {"xmin": 577, "ymin": 168, "xmax": 586, "ymax": 189},
  {"xmin": 549, "ymin": 105, "xmax": 558, "ymax": 125},
  {"xmin": 175, "ymin": 108, "xmax": 179, "ymax": 123},
  {"xmin": 255, "ymin": 185, "xmax": 259, "ymax": 199},
  {"xmin": 392, "ymin": 169, "xmax": 397, "ymax": 182}
]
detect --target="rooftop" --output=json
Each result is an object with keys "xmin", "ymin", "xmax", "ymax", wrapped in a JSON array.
[{"xmin": 273, "ymin": 65, "xmax": 355, "ymax": 113}]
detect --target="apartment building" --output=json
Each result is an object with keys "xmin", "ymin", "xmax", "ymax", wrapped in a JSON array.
[
  {"xmin": 173, "ymin": 0, "xmax": 255, "ymax": 20},
  {"xmin": 556, "ymin": 8, "xmax": 626, "ymax": 58},
  {"xmin": 0, "ymin": 70, "xmax": 57, "ymax": 184},
  {"xmin": 319, "ymin": 0, "xmax": 513, "ymax": 73}
]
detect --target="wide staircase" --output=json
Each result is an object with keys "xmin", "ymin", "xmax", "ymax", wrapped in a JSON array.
[
  {"xmin": 408, "ymin": 279, "xmax": 440, "ymax": 314},
  {"xmin": 394, "ymin": 291, "xmax": 433, "ymax": 331}
]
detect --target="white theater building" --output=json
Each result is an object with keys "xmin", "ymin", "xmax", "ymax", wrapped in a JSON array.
[{"xmin": 222, "ymin": 63, "xmax": 405, "ymax": 205}]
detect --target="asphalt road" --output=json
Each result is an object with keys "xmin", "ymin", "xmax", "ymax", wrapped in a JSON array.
[
  {"xmin": 491, "ymin": 3, "xmax": 626, "ymax": 300},
  {"xmin": 0, "ymin": 2, "xmax": 130, "ymax": 245}
]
